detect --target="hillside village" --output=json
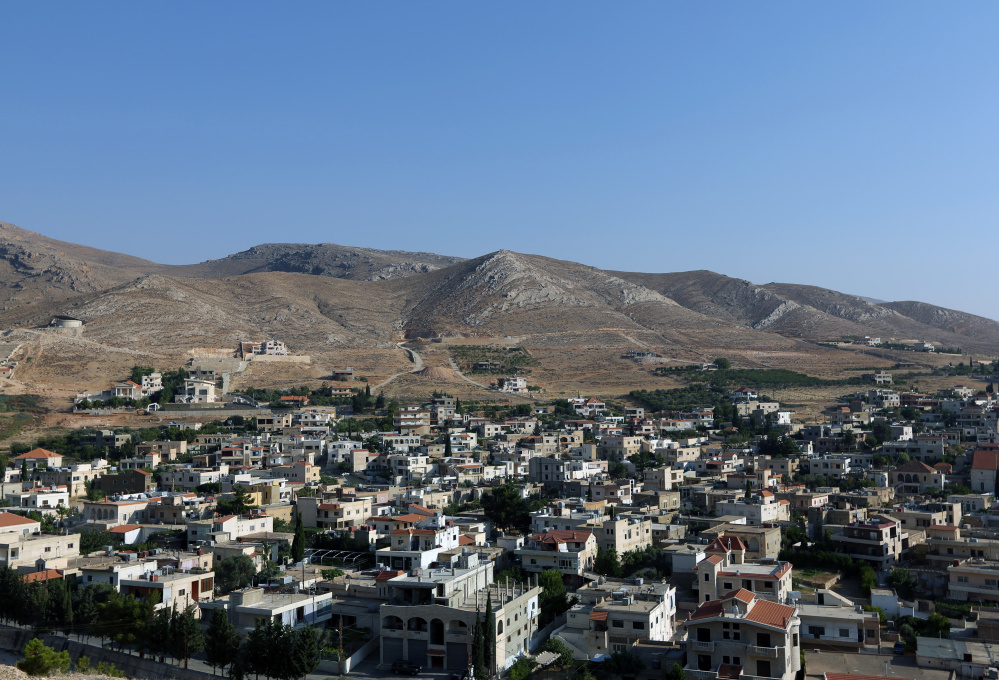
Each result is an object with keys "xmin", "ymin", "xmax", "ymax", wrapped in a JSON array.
[{"xmin": 3, "ymin": 354, "xmax": 999, "ymax": 680}]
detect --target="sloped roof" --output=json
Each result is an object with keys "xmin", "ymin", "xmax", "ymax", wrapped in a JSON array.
[
  {"xmin": 745, "ymin": 598, "xmax": 796, "ymax": 629},
  {"xmin": 13, "ymin": 448, "xmax": 60, "ymax": 460},
  {"xmin": 375, "ymin": 570, "xmax": 406, "ymax": 582},
  {"xmin": 972, "ymin": 451, "xmax": 999, "ymax": 471},
  {"xmin": 22, "ymin": 569, "xmax": 63, "ymax": 583},
  {"xmin": 528, "ymin": 529, "xmax": 593, "ymax": 544},
  {"xmin": 0, "ymin": 512, "xmax": 39, "ymax": 527},
  {"xmin": 896, "ymin": 460, "xmax": 936, "ymax": 473},
  {"xmin": 107, "ymin": 524, "xmax": 142, "ymax": 534}
]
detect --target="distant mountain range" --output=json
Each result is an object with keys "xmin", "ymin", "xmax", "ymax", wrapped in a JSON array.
[{"xmin": 1, "ymin": 220, "xmax": 996, "ymax": 356}]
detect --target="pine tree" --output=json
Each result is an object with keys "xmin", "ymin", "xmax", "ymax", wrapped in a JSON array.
[
  {"xmin": 472, "ymin": 610, "xmax": 486, "ymax": 680},
  {"xmin": 205, "ymin": 607, "xmax": 239, "ymax": 675},
  {"xmin": 290, "ymin": 625, "xmax": 323, "ymax": 680},
  {"xmin": 291, "ymin": 512, "xmax": 306, "ymax": 564},
  {"xmin": 484, "ymin": 591, "xmax": 496, "ymax": 677}
]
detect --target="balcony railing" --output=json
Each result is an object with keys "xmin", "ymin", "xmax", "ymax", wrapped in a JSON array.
[
  {"xmin": 684, "ymin": 670, "xmax": 717, "ymax": 680},
  {"xmin": 747, "ymin": 646, "xmax": 781, "ymax": 659},
  {"xmin": 690, "ymin": 641, "xmax": 715, "ymax": 652}
]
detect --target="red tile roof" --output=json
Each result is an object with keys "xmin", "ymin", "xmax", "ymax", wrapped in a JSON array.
[
  {"xmin": 896, "ymin": 460, "xmax": 936, "ymax": 473},
  {"xmin": 0, "ymin": 512, "xmax": 39, "ymax": 527},
  {"xmin": 745, "ymin": 598, "xmax": 796, "ymax": 629},
  {"xmin": 107, "ymin": 524, "xmax": 142, "ymax": 534},
  {"xmin": 375, "ymin": 570, "xmax": 406, "ymax": 581},
  {"xmin": 589, "ymin": 611, "xmax": 608, "ymax": 621},
  {"xmin": 723, "ymin": 588, "xmax": 755, "ymax": 603},
  {"xmin": 22, "ymin": 569, "xmax": 63, "ymax": 583},
  {"xmin": 13, "ymin": 448, "xmax": 59, "ymax": 460},
  {"xmin": 458, "ymin": 535, "xmax": 476, "ymax": 545},
  {"xmin": 973, "ymin": 451, "xmax": 999, "ymax": 471},
  {"xmin": 528, "ymin": 529, "xmax": 593, "ymax": 545},
  {"xmin": 688, "ymin": 599, "xmax": 725, "ymax": 620}
]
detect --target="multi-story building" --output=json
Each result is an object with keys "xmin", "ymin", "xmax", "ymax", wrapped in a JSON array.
[
  {"xmin": 948, "ymin": 559, "xmax": 999, "ymax": 603},
  {"xmin": 0, "ymin": 533, "xmax": 80, "ymax": 571},
  {"xmin": 119, "ymin": 567, "xmax": 215, "ymax": 618},
  {"xmin": 515, "ymin": 529, "xmax": 597, "ymax": 576},
  {"xmin": 559, "ymin": 578, "xmax": 676, "ymax": 656},
  {"xmin": 39, "ymin": 462, "xmax": 105, "ymax": 497},
  {"xmin": 94, "ymin": 469, "xmax": 155, "ymax": 495},
  {"xmin": 714, "ymin": 493, "xmax": 789, "ymax": 527},
  {"xmin": 379, "ymin": 550, "xmax": 541, "ymax": 673},
  {"xmin": 394, "ymin": 407, "xmax": 432, "ymax": 436},
  {"xmin": 13, "ymin": 448, "xmax": 63, "ymax": 470},
  {"xmin": 298, "ymin": 495, "xmax": 373, "ymax": 530},
  {"xmin": 209, "ymin": 587, "xmax": 333, "ymax": 630},
  {"xmin": 643, "ymin": 466, "xmax": 686, "ymax": 491},
  {"xmin": 694, "ymin": 537, "xmax": 793, "ymax": 604},
  {"xmin": 590, "ymin": 517, "xmax": 652, "ymax": 555},
  {"xmin": 0, "ymin": 512, "xmax": 40, "ymax": 537},
  {"xmin": 683, "ymin": 589, "xmax": 801, "ymax": 680},
  {"xmin": 700, "ymin": 525, "xmax": 782, "ymax": 561},
  {"xmin": 830, "ymin": 518, "xmax": 903, "ymax": 570}
]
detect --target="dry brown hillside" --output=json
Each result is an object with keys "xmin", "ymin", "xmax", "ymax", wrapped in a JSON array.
[{"xmin": 0, "ymin": 221, "xmax": 995, "ymax": 399}]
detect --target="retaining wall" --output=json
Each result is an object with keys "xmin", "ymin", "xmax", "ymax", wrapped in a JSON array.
[{"xmin": 0, "ymin": 626, "xmax": 217, "ymax": 680}]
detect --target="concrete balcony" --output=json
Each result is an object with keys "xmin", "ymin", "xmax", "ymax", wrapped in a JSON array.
[
  {"xmin": 690, "ymin": 640, "xmax": 715, "ymax": 652},
  {"xmin": 684, "ymin": 670, "xmax": 717, "ymax": 680},
  {"xmin": 747, "ymin": 646, "xmax": 782, "ymax": 659}
]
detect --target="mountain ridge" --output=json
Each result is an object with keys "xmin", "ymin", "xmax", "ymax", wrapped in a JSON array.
[{"xmin": 1, "ymin": 221, "xmax": 997, "ymax": 359}]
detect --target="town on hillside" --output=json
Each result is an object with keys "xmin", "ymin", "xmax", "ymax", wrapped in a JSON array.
[{"xmin": 5, "ymin": 355, "xmax": 999, "ymax": 680}]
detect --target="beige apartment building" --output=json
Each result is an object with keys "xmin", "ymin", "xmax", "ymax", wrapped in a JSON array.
[{"xmin": 684, "ymin": 589, "xmax": 801, "ymax": 680}]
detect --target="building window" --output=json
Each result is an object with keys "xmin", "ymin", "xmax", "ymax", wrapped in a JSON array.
[{"xmin": 612, "ymin": 620, "xmax": 624, "ymax": 628}]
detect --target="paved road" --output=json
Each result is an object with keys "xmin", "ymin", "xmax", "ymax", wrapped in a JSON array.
[
  {"xmin": 446, "ymin": 357, "xmax": 494, "ymax": 391},
  {"xmin": 373, "ymin": 343, "xmax": 426, "ymax": 391}
]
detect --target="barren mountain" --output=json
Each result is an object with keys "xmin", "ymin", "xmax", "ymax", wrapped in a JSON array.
[
  {"xmin": 167, "ymin": 243, "xmax": 466, "ymax": 280},
  {"xmin": 1, "ymin": 220, "xmax": 997, "ymax": 389},
  {"xmin": 614, "ymin": 269, "xmax": 999, "ymax": 351}
]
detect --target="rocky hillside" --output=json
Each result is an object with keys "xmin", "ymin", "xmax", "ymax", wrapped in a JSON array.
[
  {"xmin": 169, "ymin": 243, "xmax": 466, "ymax": 280},
  {"xmin": 1, "ymin": 220, "xmax": 997, "ymax": 357}
]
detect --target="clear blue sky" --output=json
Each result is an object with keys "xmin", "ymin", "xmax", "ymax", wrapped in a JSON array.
[{"xmin": 3, "ymin": 3, "xmax": 999, "ymax": 320}]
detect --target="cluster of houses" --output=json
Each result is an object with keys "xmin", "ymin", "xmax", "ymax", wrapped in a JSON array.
[{"xmin": 6, "ymin": 374, "xmax": 999, "ymax": 678}]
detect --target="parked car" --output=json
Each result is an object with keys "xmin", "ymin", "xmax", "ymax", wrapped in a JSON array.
[
  {"xmin": 392, "ymin": 661, "xmax": 421, "ymax": 676},
  {"xmin": 893, "ymin": 641, "xmax": 906, "ymax": 655}
]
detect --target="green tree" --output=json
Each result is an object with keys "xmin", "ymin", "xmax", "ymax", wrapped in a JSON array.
[
  {"xmin": 666, "ymin": 662, "xmax": 687, "ymax": 680},
  {"xmin": 17, "ymin": 639, "xmax": 70, "ymax": 676},
  {"xmin": 594, "ymin": 546, "xmax": 623, "ymax": 578},
  {"xmin": 290, "ymin": 625, "xmax": 323, "ymax": 680},
  {"xmin": 542, "ymin": 638, "xmax": 573, "ymax": 668},
  {"xmin": 291, "ymin": 512, "xmax": 306, "ymax": 564},
  {"xmin": 480, "ymin": 483, "xmax": 534, "ymax": 533},
  {"xmin": 205, "ymin": 607, "xmax": 240, "ymax": 675},
  {"xmin": 214, "ymin": 554, "xmax": 257, "ymax": 593},
  {"xmin": 484, "ymin": 591, "xmax": 495, "ymax": 676},
  {"xmin": 887, "ymin": 567, "xmax": 917, "ymax": 599},
  {"xmin": 714, "ymin": 358, "xmax": 731, "ymax": 370},
  {"xmin": 539, "ymin": 570, "xmax": 572, "ymax": 625},
  {"xmin": 858, "ymin": 564, "xmax": 877, "ymax": 597},
  {"xmin": 508, "ymin": 657, "xmax": 537, "ymax": 680},
  {"xmin": 471, "ymin": 611, "xmax": 486, "ymax": 680}
]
